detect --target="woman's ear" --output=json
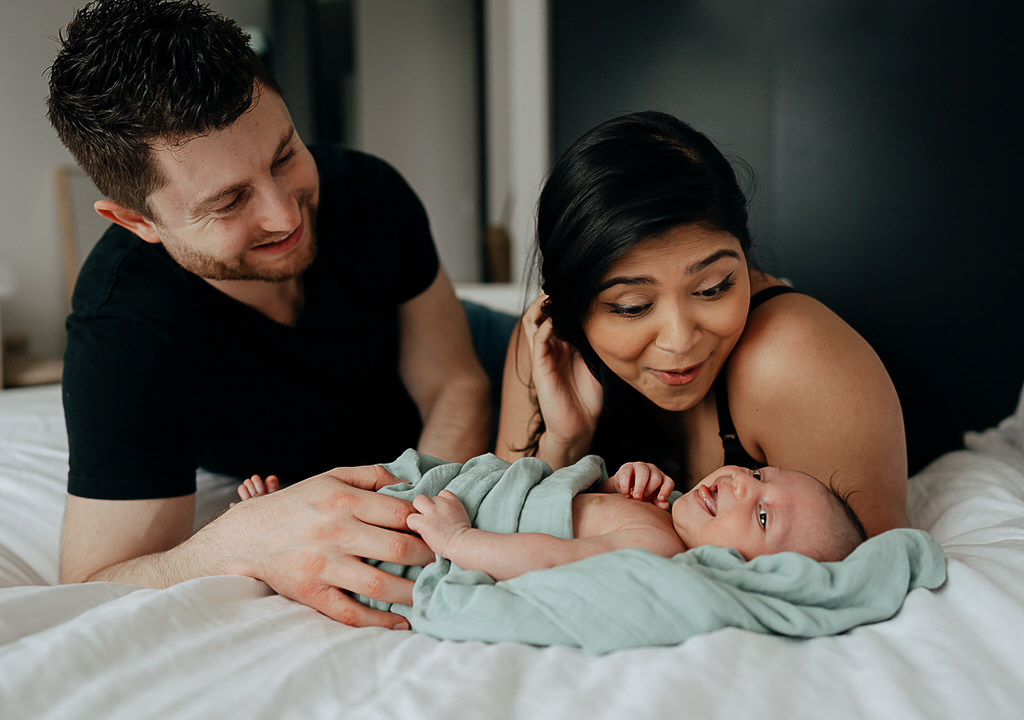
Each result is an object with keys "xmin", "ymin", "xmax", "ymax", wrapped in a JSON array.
[{"xmin": 94, "ymin": 200, "xmax": 161, "ymax": 244}]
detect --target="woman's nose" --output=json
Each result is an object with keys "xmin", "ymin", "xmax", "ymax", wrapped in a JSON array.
[{"xmin": 654, "ymin": 308, "xmax": 699, "ymax": 354}]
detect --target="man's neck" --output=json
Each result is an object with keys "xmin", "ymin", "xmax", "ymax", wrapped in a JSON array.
[{"xmin": 204, "ymin": 277, "xmax": 304, "ymax": 326}]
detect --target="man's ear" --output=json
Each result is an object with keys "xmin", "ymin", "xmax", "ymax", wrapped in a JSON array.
[{"xmin": 94, "ymin": 200, "xmax": 162, "ymax": 244}]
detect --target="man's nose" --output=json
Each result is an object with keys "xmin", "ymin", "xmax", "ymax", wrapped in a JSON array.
[{"xmin": 259, "ymin": 182, "xmax": 300, "ymax": 231}]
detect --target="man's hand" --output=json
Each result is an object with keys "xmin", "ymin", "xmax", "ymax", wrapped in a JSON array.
[
  {"xmin": 406, "ymin": 490, "xmax": 472, "ymax": 558},
  {"xmin": 220, "ymin": 463, "xmax": 435, "ymax": 628}
]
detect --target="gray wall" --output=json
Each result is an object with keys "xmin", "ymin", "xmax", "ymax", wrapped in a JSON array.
[{"xmin": 552, "ymin": 0, "xmax": 1024, "ymax": 464}]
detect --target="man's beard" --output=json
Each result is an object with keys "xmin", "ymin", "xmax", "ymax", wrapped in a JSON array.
[{"xmin": 163, "ymin": 199, "xmax": 318, "ymax": 283}]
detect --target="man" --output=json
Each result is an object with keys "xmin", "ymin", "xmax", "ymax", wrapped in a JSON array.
[{"xmin": 47, "ymin": 0, "xmax": 491, "ymax": 629}]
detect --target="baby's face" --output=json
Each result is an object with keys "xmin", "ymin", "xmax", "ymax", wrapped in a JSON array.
[{"xmin": 672, "ymin": 465, "xmax": 839, "ymax": 560}]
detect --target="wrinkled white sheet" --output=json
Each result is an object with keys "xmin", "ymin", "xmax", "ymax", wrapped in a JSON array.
[{"xmin": 1, "ymin": 384, "xmax": 1023, "ymax": 720}]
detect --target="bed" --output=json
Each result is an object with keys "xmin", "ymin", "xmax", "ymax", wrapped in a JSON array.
[{"xmin": 1, "ymin": 382, "xmax": 1022, "ymax": 719}]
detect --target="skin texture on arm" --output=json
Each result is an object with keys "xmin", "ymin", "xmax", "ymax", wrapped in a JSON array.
[
  {"xmin": 399, "ymin": 269, "xmax": 491, "ymax": 462},
  {"xmin": 726, "ymin": 292, "xmax": 908, "ymax": 536},
  {"xmin": 59, "ymin": 465, "xmax": 436, "ymax": 628},
  {"xmin": 408, "ymin": 490, "xmax": 684, "ymax": 581},
  {"xmin": 495, "ymin": 294, "xmax": 603, "ymax": 468}
]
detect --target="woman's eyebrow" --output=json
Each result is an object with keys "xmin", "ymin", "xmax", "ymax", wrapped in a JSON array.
[
  {"xmin": 686, "ymin": 248, "xmax": 741, "ymax": 275},
  {"xmin": 597, "ymin": 248, "xmax": 741, "ymax": 293},
  {"xmin": 596, "ymin": 275, "xmax": 656, "ymax": 292}
]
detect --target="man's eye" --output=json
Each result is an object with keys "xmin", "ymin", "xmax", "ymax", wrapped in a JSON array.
[
  {"xmin": 273, "ymin": 149, "xmax": 296, "ymax": 169},
  {"xmin": 219, "ymin": 195, "xmax": 241, "ymax": 212}
]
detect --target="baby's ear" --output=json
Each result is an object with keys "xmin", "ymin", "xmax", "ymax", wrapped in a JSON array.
[{"xmin": 94, "ymin": 200, "xmax": 161, "ymax": 244}]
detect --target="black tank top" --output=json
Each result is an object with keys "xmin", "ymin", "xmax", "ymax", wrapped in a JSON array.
[{"xmin": 714, "ymin": 285, "xmax": 801, "ymax": 468}]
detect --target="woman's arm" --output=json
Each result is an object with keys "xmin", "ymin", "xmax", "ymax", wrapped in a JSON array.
[
  {"xmin": 495, "ymin": 295, "xmax": 603, "ymax": 468},
  {"xmin": 727, "ymin": 293, "xmax": 907, "ymax": 536}
]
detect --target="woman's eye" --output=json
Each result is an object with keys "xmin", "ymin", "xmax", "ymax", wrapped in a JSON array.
[
  {"xmin": 695, "ymin": 272, "xmax": 736, "ymax": 300},
  {"xmin": 607, "ymin": 303, "xmax": 650, "ymax": 317},
  {"xmin": 758, "ymin": 507, "xmax": 768, "ymax": 530}
]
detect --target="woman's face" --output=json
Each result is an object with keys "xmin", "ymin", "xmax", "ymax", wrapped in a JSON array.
[{"xmin": 582, "ymin": 225, "xmax": 750, "ymax": 412}]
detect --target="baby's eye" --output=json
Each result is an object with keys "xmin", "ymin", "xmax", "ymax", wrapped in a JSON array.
[
  {"xmin": 752, "ymin": 469, "xmax": 763, "ymax": 481},
  {"xmin": 758, "ymin": 507, "xmax": 768, "ymax": 530}
]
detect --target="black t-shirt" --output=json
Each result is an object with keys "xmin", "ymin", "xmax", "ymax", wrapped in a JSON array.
[{"xmin": 63, "ymin": 146, "xmax": 439, "ymax": 499}]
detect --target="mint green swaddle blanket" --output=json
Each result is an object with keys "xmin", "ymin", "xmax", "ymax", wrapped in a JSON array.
[{"xmin": 362, "ymin": 450, "xmax": 946, "ymax": 654}]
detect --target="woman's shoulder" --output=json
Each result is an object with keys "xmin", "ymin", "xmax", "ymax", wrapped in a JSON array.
[
  {"xmin": 723, "ymin": 277, "xmax": 907, "ymax": 536},
  {"xmin": 725, "ymin": 278, "xmax": 895, "ymax": 425}
]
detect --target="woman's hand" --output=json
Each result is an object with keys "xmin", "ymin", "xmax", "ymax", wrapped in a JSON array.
[{"xmin": 522, "ymin": 294, "xmax": 604, "ymax": 461}]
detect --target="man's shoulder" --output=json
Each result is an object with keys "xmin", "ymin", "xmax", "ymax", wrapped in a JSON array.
[
  {"xmin": 310, "ymin": 145, "xmax": 415, "ymax": 206},
  {"xmin": 70, "ymin": 223, "xmax": 196, "ymax": 323},
  {"xmin": 310, "ymin": 144, "xmax": 392, "ymax": 184}
]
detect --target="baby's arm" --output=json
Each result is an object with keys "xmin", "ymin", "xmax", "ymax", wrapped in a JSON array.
[
  {"xmin": 407, "ymin": 490, "xmax": 676, "ymax": 581},
  {"xmin": 599, "ymin": 462, "xmax": 675, "ymax": 509}
]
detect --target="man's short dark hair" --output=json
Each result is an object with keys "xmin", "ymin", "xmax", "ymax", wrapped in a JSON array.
[{"xmin": 46, "ymin": 0, "xmax": 280, "ymax": 218}]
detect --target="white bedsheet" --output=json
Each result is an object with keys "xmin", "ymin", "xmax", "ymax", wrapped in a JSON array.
[{"xmin": 1, "ymin": 384, "xmax": 1022, "ymax": 720}]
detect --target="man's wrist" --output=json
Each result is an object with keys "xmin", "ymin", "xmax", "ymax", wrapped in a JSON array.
[{"xmin": 186, "ymin": 502, "xmax": 258, "ymax": 579}]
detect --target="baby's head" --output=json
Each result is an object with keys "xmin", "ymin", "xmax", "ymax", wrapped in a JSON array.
[{"xmin": 672, "ymin": 465, "xmax": 866, "ymax": 561}]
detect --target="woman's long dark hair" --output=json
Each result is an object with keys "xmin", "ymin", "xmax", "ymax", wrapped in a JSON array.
[{"xmin": 527, "ymin": 111, "xmax": 755, "ymax": 481}]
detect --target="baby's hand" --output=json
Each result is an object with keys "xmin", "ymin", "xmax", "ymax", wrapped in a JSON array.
[
  {"xmin": 609, "ymin": 462, "xmax": 674, "ymax": 509},
  {"xmin": 233, "ymin": 474, "xmax": 280, "ymax": 506},
  {"xmin": 407, "ymin": 490, "xmax": 472, "ymax": 558}
]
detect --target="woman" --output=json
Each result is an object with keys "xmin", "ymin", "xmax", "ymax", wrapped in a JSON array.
[{"xmin": 496, "ymin": 111, "xmax": 906, "ymax": 536}]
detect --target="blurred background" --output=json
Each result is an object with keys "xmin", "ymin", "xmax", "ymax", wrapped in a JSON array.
[{"xmin": 2, "ymin": 0, "xmax": 1021, "ymax": 470}]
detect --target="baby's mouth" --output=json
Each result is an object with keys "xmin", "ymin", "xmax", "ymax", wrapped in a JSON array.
[{"xmin": 697, "ymin": 483, "xmax": 718, "ymax": 516}]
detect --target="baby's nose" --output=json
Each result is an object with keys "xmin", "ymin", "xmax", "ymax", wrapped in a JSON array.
[{"xmin": 725, "ymin": 472, "xmax": 751, "ymax": 499}]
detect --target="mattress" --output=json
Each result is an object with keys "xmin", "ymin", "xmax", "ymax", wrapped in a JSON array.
[{"xmin": 1, "ymin": 383, "xmax": 1022, "ymax": 719}]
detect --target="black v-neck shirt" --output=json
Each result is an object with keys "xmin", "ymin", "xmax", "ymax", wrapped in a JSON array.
[{"xmin": 63, "ymin": 146, "xmax": 438, "ymax": 499}]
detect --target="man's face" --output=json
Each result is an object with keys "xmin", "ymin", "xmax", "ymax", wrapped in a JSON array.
[{"xmin": 143, "ymin": 87, "xmax": 319, "ymax": 283}]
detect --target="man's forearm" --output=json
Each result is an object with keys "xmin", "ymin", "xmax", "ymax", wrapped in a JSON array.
[
  {"xmin": 417, "ymin": 375, "xmax": 491, "ymax": 461},
  {"xmin": 64, "ymin": 505, "xmax": 250, "ymax": 587}
]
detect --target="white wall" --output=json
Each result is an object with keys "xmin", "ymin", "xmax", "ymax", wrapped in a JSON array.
[
  {"xmin": 482, "ymin": 0, "xmax": 549, "ymax": 288},
  {"xmin": 0, "ymin": 1, "xmax": 88, "ymax": 360},
  {"xmin": 0, "ymin": 0, "xmax": 269, "ymax": 362},
  {"xmin": 351, "ymin": 0, "xmax": 481, "ymax": 283}
]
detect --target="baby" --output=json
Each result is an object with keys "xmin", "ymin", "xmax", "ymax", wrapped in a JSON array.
[{"xmin": 237, "ymin": 460, "xmax": 866, "ymax": 582}]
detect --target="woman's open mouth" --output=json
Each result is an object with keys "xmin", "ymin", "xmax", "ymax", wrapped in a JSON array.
[{"xmin": 650, "ymin": 362, "xmax": 703, "ymax": 386}]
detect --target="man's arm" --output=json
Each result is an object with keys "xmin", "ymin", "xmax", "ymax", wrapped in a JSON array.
[
  {"xmin": 398, "ymin": 269, "xmax": 491, "ymax": 461},
  {"xmin": 61, "ymin": 494, "xmax": 198, "ymax": 585},
  {"xmin": 59, "ymin": 465, "xmax": 436, "ymax": 628}
]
